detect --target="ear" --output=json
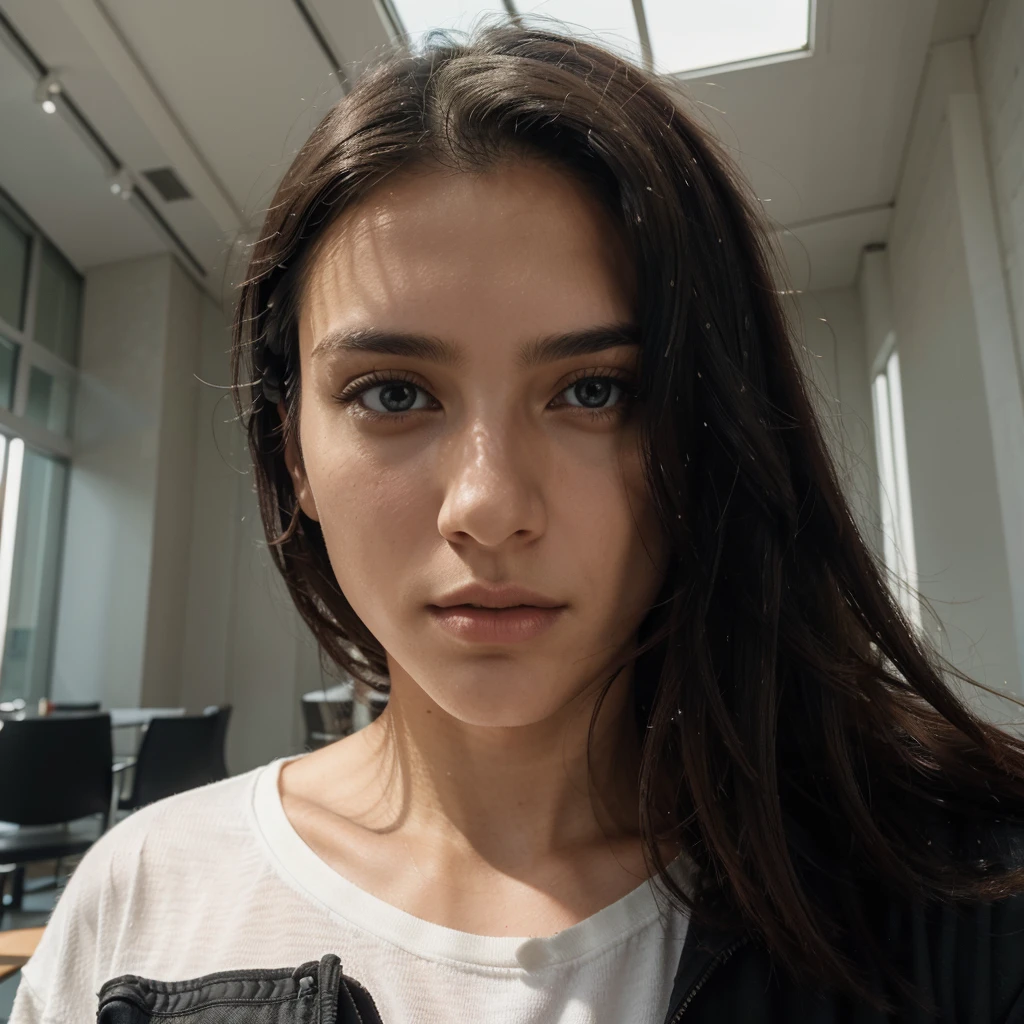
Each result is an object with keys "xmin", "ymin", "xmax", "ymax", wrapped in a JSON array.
[{"xmin": 278, "ymin": 401, "xmax": 320, "ymax": 522}]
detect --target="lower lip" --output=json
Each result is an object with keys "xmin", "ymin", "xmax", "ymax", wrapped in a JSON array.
[{"xmin": 428, "ymin": 605, "xmax": 565, "ymax": 643}]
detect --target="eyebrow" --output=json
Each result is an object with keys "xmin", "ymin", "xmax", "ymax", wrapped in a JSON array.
[{"xmin": 309, "ymin": 323, "xmax": 640, "ymax": 370}]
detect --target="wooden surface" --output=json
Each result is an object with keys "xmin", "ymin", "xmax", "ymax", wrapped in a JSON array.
[{"xmin": 0, "ymin": 926, "xmax": 45, "ymax": 982}]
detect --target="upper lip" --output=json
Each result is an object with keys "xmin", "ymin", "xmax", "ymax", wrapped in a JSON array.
[{"xmin": 431, "ymin": 583, "xmax": 565, "ymax": 609}]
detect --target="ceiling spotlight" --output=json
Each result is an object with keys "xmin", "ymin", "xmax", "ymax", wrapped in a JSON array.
[
  {"xmin": 108, "ymin": 169, "xmax": 135, "ymax": 200},
  {"xmin": 34, "ymin": 74, "xmax": 63, "ymax": 114}
]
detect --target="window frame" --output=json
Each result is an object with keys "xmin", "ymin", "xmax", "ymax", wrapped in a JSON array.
[{"xmin": 0, "ymin": 189, "xmax": 77, "ymax": 460}]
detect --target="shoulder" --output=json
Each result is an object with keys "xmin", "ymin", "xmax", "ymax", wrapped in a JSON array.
[{"xmin": 79, "ymin": 764, "xmax": 265, "ymax": 884}]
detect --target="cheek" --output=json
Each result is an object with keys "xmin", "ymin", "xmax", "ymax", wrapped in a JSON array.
[
  {"xmin": 562, "ymin": 443, "xmax": 666, "ymax": 599},
  {"xmin": 300, "ymin": 426, "xmax": 434, "ymax": 612}
]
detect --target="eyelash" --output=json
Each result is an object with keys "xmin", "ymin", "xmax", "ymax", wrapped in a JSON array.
[{"xmin": 334, "ymin": 368, "xmax": 638, "ymax": 424}]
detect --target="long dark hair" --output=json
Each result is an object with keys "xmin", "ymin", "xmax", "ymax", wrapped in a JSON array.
[{"xmin": 232, "ymin": 21, "xmax": 1024, "ymax": 1003}]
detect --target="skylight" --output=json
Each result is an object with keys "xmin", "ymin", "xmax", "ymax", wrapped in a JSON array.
[
  {"xmin": 514, "ymin": 0, "xmax": 643, "ymax": 66},
  {"xmin": 390, "ymin": 0, "xmax": 508, "ymax": 44},
  {"xmin": 643, "ymin": 0, "xmax": 812, "ymax": 75},
  {"xmin": 387, "ymin": 0, "xmax": 813, "ymax": 75}
]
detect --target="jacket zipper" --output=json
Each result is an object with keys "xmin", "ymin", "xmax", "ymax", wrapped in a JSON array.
[{"xmin": 667, "ymin": 936, "xmax": 750, "ymax": 1023}]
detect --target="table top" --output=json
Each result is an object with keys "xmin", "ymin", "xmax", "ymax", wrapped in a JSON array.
[
  {"xmin": 109, "ymin": 707, "xmax": 186, "ymax": 728},
  {"xmin": 0, "ymin": 707, "xmax": 186, "ymax": 727},
  {"xmin": 0, "ymin": 925, "xmax": 45, "ymax": 982}
]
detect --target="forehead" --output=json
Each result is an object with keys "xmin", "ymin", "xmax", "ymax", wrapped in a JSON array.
[{"xmin": 299, "ymin": 160, "xmax": 635, "ymax": 355}]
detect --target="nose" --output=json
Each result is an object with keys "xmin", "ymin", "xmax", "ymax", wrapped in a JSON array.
[{"xmin": 436, "ymin": 417, "xmax": 547, "ymax": 550}]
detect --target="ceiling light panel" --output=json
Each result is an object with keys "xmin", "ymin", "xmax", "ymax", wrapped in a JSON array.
[
  {"xmin": 514, "ymin": 0, "xmax": 643, "ymax": 65},
  {"xmin": 643, "ymin": 0, "xmax": 811, "ymax": 75}
]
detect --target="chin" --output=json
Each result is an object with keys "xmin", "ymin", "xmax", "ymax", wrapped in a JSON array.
[{"xmin": 424, "ymin": 672, "xmax": 578, "ymax": 729}]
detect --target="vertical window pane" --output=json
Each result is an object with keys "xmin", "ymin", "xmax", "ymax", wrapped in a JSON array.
[
  {"xmin": 871, "ymin": 348, "xmax": 920, "ymax": 632},
  {"xmin": 25, "ymin": 366, "xmax": 73, "ymax": 436},
  {"xmin": 871, "ymin": 370, "xmax": 898, "ymax": 578},
  {"xmin": 0, "ymin": 444, "xmax": 68, "ymax": 703},
  {"xmin": 0, "ymin": 207, "xmax": 30, "ymax": 331},
  {"xmin": 0, "ymin": 334, "xmax": 19, "ymax": 410},
  {"xmin": 34, "ymin": 241, "xmax": 82, "ymax": 364}
]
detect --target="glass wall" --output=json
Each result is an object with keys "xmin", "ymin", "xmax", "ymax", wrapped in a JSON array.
[
  {"xmin": 0, "ymin": 192, "xmax": 79, "ymax": 703},
  {"xmin": 0, "ymin": 441, "xmax": 68, "ymax": 702}
]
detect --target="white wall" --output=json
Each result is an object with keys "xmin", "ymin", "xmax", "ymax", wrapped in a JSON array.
[
  {"xmin": 881, "ymin": 39, "xmax": 1024, "ymax": 714},
  {"xmin": 140, "ymin": 259, "xmax": 202, "ymax": 708},
  {"xmin": 179, "ymin": 301, "xmax": 325, "ymax": 774},
  {"xmin": 789, "ymin": 287, "xmax": 881, "ymax": 557},
  {"xmin": 976, "ymin": 0, "xmax": 1024, "ymax": 375},
  {"xmin": 51, "ymin": 254, "xmax": 171, "ymax": 709},
  {"xmin": 51, "ymin": 248, "xmax": 337, "ymax": 772}
]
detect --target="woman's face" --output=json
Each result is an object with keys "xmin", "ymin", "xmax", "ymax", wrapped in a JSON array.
[{"xmin": 288, "ymin": 159, "xmax": 667, "ymax": 727}]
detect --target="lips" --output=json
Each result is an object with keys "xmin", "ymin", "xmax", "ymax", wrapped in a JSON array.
[
  {"xmin": 428, "ymin": 603, "xmax": 566, "ymax": 643},
  {"xmin": 431, "ymin": 582, "xmax": 565, "ymax": 610}
]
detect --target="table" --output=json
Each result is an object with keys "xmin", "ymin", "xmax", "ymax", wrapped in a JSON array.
[
  {"xmin": 109, "ymin": 707, "xmax": 186, "ymax": 729},
  {"xmin": 0, "ymin": 707, "xmax": 186, "ymax": 726},
  {"xmin": 0, "ymin": 925, "xmax": 44, "ymax": 982}
]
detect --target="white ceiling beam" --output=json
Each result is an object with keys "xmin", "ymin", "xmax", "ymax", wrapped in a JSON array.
[{"xmin": 54, "ymin": 0, "xmax": 244, "ymax": 236}]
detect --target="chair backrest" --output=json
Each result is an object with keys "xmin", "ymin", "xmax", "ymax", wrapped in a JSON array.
[
  {"xmin": 49, "ymin": 701, "xmax": 101, "ymax": 713},
  {"xmin": 0, "ymin": 714, "xmax": 112, "ymax": 825},
  {"xmin": 209, "ymin": 704, "xmax": 231, "ymax": 778},
  {"xmin": 125, "ymin": 710, "xmax": 230, "ymax": 810}
]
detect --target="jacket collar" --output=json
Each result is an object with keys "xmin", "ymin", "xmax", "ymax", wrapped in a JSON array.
[{"xmin": 662, "ymin": 916, "xmax": 750, "ymax": 1023}]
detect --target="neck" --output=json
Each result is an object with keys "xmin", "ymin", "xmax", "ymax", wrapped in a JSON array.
[{"xmin": 356, "ymin": 662, "xmax": 643, "ymax": 869}]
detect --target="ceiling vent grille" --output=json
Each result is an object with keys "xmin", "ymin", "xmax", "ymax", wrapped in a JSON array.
[{"xmin": 142, "ymin": 167, "xmax": 192, "ymax": 202}]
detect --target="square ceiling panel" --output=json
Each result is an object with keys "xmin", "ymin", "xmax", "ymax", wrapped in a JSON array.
[{"xmin": 644, "ymin": 0, "xmax": 812, "ymax": 75}]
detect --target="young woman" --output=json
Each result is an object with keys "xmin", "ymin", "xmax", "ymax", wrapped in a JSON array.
[{"xmin": 14, "ymin": 22, "xmax": 1024, "ymax": 1024}]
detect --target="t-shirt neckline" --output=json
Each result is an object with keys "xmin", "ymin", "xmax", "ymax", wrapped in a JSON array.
[{"xmin": 250, "ymin": 754, "xmax": 681, "ymax": 971}]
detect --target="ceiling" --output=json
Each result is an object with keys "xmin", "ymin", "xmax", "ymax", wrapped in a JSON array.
[{"xmin": 0, "ymin": 0, "xmax": 990, "ymax": 300}]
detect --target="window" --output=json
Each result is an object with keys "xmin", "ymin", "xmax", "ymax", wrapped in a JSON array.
[
  {"xmin": 34, "ymin": 240, "xmax": 82, "ymax": 365},
  {"xmin": 871, "ymin": 348, "xmax": 921, "ymax": 630},
  {"xmin": 0, "ymin": 206, "xmax": 30, "ymax": 331},
  {"xmin": 0, "ymin": 192, "xmax": 78, "ymax": 704},
  {"xmin": 0, "ymin": 196, "xmax": 80, "ymax": 444},
  {"xmin": 0, "ymin": 439, "xmax": 68, "ymax": 703}
]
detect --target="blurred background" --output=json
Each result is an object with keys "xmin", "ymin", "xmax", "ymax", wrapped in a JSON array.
[{"xmin": 0, "ymin": 0, "xmax": 1021, "ymax": 953}]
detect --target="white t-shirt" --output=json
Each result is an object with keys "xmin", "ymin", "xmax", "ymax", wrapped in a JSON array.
[{"xmin": 11, "ymin": 755, "xmax": 690, "ymax": 1024}]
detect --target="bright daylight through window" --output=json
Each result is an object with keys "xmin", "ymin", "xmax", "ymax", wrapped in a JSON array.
[
  {"xmin": 387, "ymin": 0, "xmax": 813, "ymax": 74},
  {"xmin": 872, "ymin": 349, "xmax": 921, "ymax": 633}
]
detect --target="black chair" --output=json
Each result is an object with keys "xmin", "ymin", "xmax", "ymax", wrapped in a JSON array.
[
  {"xmin": 0, "ymin": 713, "xmax": 112, "ymax": 925},
  {"xmin": 49, "ymin": 701, "xmax": 101, "ymax": 712},
  {"xmin": 206, "ymin": 705, "xmax": 232, "ymax": 780},
  {"xmin": 117, "ymin": 707, "xmax": 231, "ymax": 812}
]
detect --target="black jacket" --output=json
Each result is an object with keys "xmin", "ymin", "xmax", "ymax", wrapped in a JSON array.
[
  {"xmin": 96, "ymin": 819, "xmax": 1024, "ymax": 1023},
  {"xmin": 95, "ymin": 887, "xmax": 1024, "ymax": 1023}
]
